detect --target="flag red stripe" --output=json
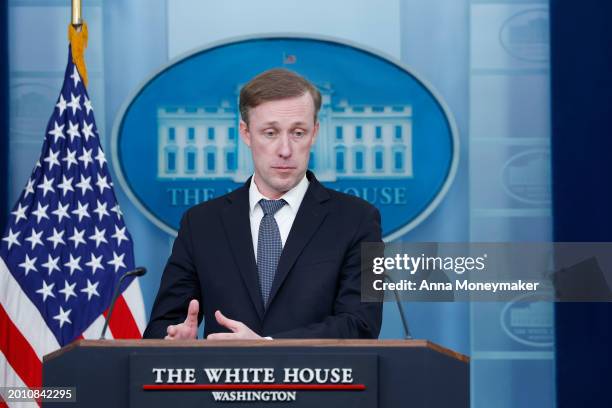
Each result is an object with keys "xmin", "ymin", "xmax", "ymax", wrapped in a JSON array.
[
  {"xmin": 105, "ymin": 295, "xmax": 141, "ymax": 339},
  {"xmin": 0, "ymin": 303, "xmax": 42, "ymax": 388}
]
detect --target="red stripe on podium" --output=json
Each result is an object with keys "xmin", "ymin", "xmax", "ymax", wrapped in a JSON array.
[{"xmin": 143, "ymin": 384, "xmax": 366, "ymax": 391}]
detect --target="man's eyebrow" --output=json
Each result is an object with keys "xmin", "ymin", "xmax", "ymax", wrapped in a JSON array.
[{"xmin": 258, "ymin": 121, "xmax": 309, "ymax": 128}]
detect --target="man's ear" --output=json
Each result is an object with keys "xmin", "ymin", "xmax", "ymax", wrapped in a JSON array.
[
  {"xmin": 239, "ymin": 120, "xmax": 251, "ymax": 147},
  {"xmin": 311, "ymin": 120, "xmax": 320, "ymax": 146}
]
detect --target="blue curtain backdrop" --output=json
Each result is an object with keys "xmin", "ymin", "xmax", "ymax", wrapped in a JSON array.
[
  {"xmin": 551, "ymin": 0, "xmax": 612, "ymax": 406},
  {"xmin": 0, "ymin": 1, "xmax": 8, "ymax": 234}
]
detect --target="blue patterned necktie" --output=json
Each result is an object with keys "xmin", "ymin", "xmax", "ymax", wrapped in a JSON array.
[{"xmin": 257, "ymin": 199, "xmax": 287, "ymax": 307}]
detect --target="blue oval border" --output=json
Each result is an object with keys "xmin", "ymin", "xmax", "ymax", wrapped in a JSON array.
[{"xmin": 111, "ymin": 34, "xmax": 460, "ymax": 241}]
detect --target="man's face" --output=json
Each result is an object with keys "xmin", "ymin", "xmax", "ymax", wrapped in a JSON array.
[{"xmin": 239, "ymin": 92, "xmax": 319, "ymax": 199}]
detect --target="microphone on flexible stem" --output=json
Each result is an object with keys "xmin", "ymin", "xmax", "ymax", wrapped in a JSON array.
[
  {"xmin": 99, "ymin": 267, "xmax": 147, "ymax": 340},
  {"xmin": 383, "ymin": 273, "xmax": 413, "ymax": 340}
]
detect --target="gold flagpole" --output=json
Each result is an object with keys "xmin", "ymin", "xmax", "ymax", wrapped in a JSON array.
[
  {"xmin": 71, "ymin": 0, "xmax": 82, "ymax": 28},
  {"xmin": 68, "ymin": 0, "xmax": 89, "ymax": 88}
]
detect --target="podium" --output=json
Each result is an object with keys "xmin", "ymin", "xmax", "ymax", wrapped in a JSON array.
[{"xmin": 43, "ymin": 339, "xmax": 469, "ymax": 407}]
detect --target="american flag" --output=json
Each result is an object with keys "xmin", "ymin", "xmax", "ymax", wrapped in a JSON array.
[{"xmin": 0, "ymin": 47, "xmax": 145, "ymax": 400}]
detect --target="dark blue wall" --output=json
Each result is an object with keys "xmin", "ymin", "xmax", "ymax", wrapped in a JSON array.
[
  {"xmin": 0, "ymin": 1, "xmax": 8, "ymax": 234},
  {"xmin": 551, "ymin": 0, "xmax": 612, "ymax": 406}
]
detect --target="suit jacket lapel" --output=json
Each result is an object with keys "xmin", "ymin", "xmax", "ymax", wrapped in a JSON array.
[
  {"xmin": 221, "ymin": 181, "xmax": 265, "ymax": 320},
  {"xmin": 266, "ymin": 172, "xmax": 330, "ymax": 310}
]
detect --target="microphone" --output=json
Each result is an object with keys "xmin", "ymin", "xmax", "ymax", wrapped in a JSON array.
[
  {"xmin": 99, "ymin": 267, "xmax": 147, "ymax": 340},
  {"xmin": 383, "ymin": 273, "xmax": 413, "ymax": 339}
]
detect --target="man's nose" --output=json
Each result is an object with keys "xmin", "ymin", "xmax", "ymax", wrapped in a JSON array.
[{"xmin": 277, "ymin": 134, "xmax": 292, "ymax": 158}]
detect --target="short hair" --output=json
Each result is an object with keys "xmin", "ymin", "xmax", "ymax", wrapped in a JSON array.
[{"xmin": 239, "ymin": 68, "xmax": 322, "ymax": 125}]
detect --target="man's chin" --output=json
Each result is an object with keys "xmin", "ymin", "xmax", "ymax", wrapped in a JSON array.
[
  {"xmin": 272, "ymin": 181, "xmax": 296, "ymax": 193},
  {"xmin": 270, "ymin": 177, "xmax": 299, "ymax": 194}
]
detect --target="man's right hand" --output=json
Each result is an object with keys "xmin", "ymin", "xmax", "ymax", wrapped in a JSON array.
[{"xmin": 164, "ymin": 299, "xmax": 199, "ymax": 340}]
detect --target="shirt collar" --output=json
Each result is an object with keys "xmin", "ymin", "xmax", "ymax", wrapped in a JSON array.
[{"xmin": 249, "ymin": 173, "xmax": 310, "ymax": 215}]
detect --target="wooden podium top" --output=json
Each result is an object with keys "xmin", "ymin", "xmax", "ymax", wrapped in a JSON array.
[{"xmin": 44, "ymin": 339, "xmax": 469, "ymax": 364}]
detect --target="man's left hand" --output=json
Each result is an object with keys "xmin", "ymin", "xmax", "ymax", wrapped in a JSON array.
[{"xmin": 206, "ymin": 310, "xmax": 263, "ymax": 340}]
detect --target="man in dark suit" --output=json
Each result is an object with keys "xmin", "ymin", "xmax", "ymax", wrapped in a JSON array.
[{"xmin": 143, "ymin": 69, "xmax": 382, "ymax": 339}]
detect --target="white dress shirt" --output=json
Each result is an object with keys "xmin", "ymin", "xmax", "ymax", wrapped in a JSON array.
[{"xmin": 249, "ymin": 173, "xmax": 309, "ymax": 262}]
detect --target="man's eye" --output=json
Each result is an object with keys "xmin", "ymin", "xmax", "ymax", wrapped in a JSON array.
[
  {"xmin": 293, "ymin": 130, "xmax": 305, "ymax": 138},
  {"xmin": 264, "ymin": 130, "xmax": 276, "ymax": 138}
]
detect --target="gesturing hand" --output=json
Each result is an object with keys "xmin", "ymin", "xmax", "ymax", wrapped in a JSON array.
[
  {"xmin": 206, "ymin": 310, "xmax": 263, "ymax": 340},
  {"xmin": 165, "ymin": 299, "xmax": 199, "ymax": 340}
]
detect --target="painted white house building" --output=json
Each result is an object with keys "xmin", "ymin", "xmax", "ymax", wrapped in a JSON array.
[{"xmin": 157, "ymin": 86, "xmax": 413, "ymax": 182}]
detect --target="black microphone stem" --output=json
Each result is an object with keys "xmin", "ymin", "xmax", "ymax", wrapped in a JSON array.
[
  {"xmin": 100, "ymin": 267, "xmax": 146, "ymax": 340},
  {"xmin": 384, "ymin": 274, "xmax": 413, "ymax": 340}
]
